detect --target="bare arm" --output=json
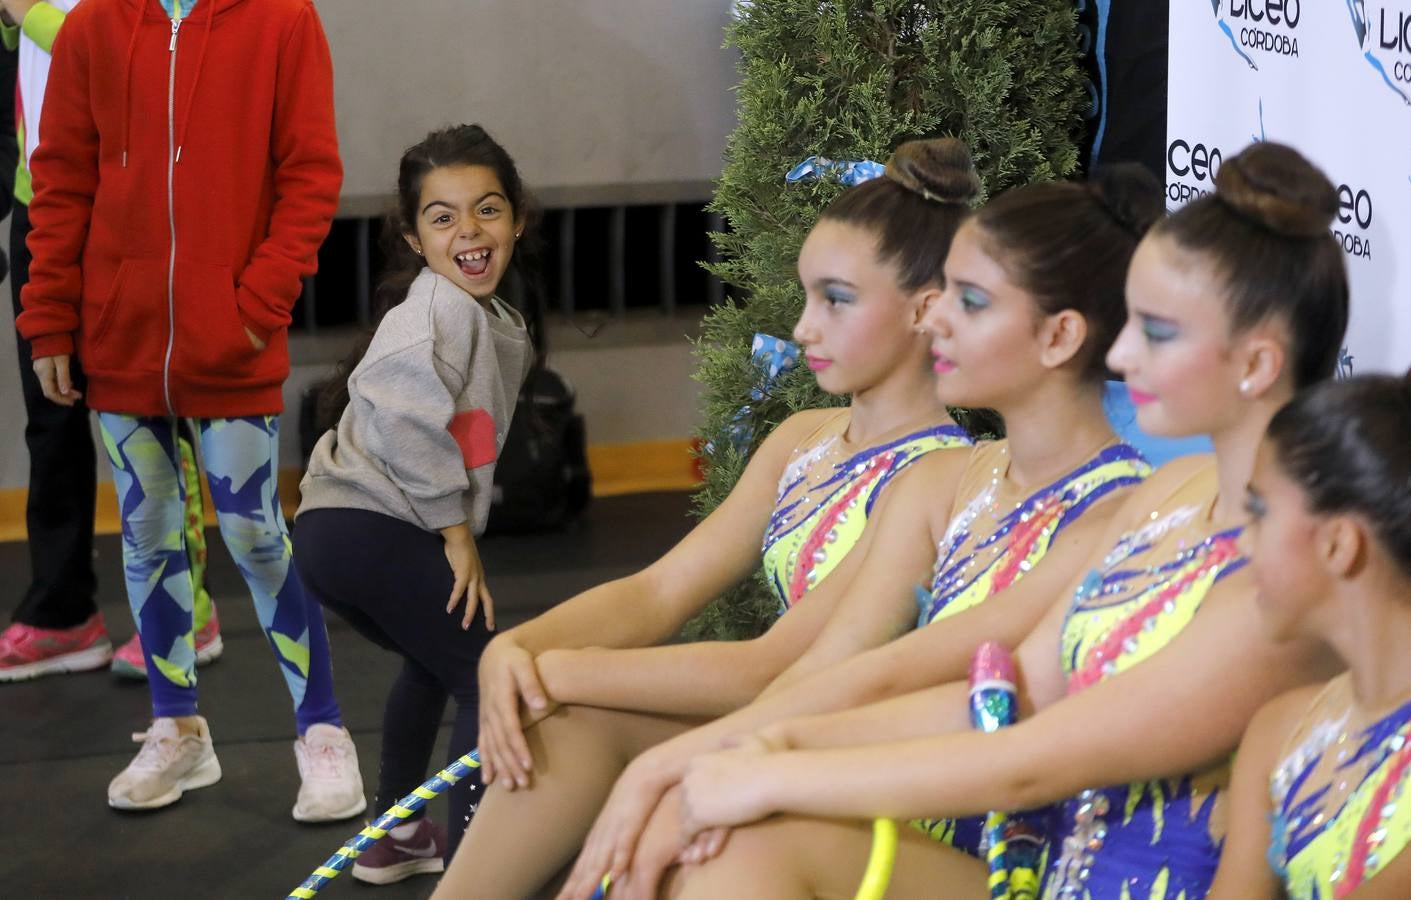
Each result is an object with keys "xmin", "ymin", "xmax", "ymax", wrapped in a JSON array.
[
  {"xmin": 1208, "ymin": 686, "xmax": 1319, "ymax": 900},
  {"xmin": 534, "ymin": 588, "xmax": 842, "ymax": 718},
  {"xmin": 762, "ymin": 455, "xmax": 1135, "ymax": 700},
  {"xmin": 622, "ymin": 481, "xmax": 1123, "ymax": 782},
  {"xmin": 771, "ymin": 679, "xmax": 976, "ymax": 750},
  {"xmin": 475, "ymin": 410, "xmax": 829, "ymax": 784},
  {"xmin": 769, "ymin": 496, "xmax": 1121, "ymax": 700},
  {"xmin": 679, "ymin": 573, "xmax": 1341, "ymax": 829},
  {"xmin": 734, "ymin": 568, "xmax": 1082, "ymax": 754},
  {"xmin": 1348, "ymin": 848, "xmax": 1411, "ymax": 898},
  {"xmin": 503, "ymin": 411, "xmax": 826, "ymax": 657},
  {"xmin": 527, "ymin": 445, "xmax": 970, "ymax": 718}
]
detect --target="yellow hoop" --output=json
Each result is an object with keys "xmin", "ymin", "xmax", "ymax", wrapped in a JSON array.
[{"xmin": 854, "ymin": 818, "xmax": 900, "ymax": 900}]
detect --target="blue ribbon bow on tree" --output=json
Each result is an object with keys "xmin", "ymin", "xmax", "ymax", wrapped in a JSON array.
[
  {"xmin": 707, "ymin": 333, "xmax": 801, "ymax": 457},
  {"xmin": 785, "ymin": 155, "xmax": 885, "ymax": 187}
]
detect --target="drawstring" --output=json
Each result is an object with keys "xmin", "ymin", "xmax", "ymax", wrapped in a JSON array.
[
  {"xmin": 173, "ymin": 0, "xmax": 215, "ymax": 164},
  {"xmin": 119, "ymin": 2, "xmax": 144, "ymax": 167},
  {"xmin": 123, "ymin": 0, "xmax": 216, "ymax": 167}
]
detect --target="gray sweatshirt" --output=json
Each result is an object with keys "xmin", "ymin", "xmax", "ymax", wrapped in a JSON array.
[{"xmin": 298, "ymin": 269, "xmax": 533, "ymax": 535}]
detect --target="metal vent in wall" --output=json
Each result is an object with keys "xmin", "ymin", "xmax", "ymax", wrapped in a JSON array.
[{"xmin": 291, "ymin": 202, "xmax": 728, "ymax": 333}]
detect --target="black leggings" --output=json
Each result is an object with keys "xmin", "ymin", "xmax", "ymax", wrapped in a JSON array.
[{"xmin": 293, "ymin": 508, "xmax": 491, "ymax": 858}]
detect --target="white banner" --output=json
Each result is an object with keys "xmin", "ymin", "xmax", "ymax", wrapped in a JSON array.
[{"xmin": 1168, "ymin": 0, "xmax": 1411, "ymax": 375}]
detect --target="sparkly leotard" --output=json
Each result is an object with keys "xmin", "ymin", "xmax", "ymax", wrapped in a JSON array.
[
  {"xmin": 1045, "ymin": 458, "xmax": 1249, "ymax": 899},
  {"xmin": 921, "ymin": 441, "xmax": 1151, "ymax": 627},
  {"xmin": 1269, "ymin": 676, "xmax": 1411, "ymax": 899},
  {"xmin": 760, "ymin": 414, "xmax": 971, "ymax": 613},
  {"xmin": 913, "ymin": 440, "xmax": 1151, "ymax": 854}
]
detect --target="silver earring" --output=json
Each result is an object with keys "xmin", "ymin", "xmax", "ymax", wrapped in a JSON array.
[{"xmin": 1239, "ymin": 378, "xmax": 1252, "ymax": 396}]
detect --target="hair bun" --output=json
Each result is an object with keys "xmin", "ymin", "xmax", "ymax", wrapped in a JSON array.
[
  {"xmin": 1215, "ymin": 142, "xmax": 1338, "ymax": 238},
  {"xmin": 1087, "ymin": 162, "xmax": 1163, "ymax": 238},
  {"xmin": 885, "ymin": 138, "xmax": 981, "ymax": 205}
]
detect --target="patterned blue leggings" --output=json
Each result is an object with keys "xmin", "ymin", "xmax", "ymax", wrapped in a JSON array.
[{"xmin": 99, "ymin": 413, "xmax": 341, "ymax": 732}]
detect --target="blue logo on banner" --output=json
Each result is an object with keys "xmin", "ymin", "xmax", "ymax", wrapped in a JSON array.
[
  {"xmin": 1212, "ymin": 0, "xmax": 1260, "ymax": 69},
  {"xmin": 1347, "ymin": 0, "xmax": 1411, "ymax": 105},
  {"xmin": 1212, "ymin": 0, "xmax": 1302, "ymax": 66}
]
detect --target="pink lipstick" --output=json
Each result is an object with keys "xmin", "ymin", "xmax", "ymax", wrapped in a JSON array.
[{"xmin": 1128, "ymin": 387, "xmax": 1157, "ymax": 406}]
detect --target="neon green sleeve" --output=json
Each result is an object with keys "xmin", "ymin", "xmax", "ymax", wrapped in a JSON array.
[
  {"xmin": 1, "ymin": 22, "xmax": 18, "ymax": 52},
  {"xmin": 22, "ymin": 2, "xmax": 67, "ymax": 54}
]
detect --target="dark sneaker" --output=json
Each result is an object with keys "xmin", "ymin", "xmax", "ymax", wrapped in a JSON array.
[{"xmin": 351, "ymin": 817, "xmax": 447, "ymax": 885}]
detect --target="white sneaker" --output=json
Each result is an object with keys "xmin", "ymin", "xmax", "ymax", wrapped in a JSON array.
[
  {"xmin": 108, "ymin": 717, "xmax": 222, "ymax": 810},
  {"xmin": 292, "ymin": 723, "xmax": 367, "ymax": 822}
]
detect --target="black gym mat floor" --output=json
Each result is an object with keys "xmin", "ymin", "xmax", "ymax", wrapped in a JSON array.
[{"xmin": 1, "ymin": 491, "xmax": 696, "ymax": 899}]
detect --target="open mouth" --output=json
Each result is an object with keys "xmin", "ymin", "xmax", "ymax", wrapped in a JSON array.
[{"xmin": 455, "ymin": 248, "xmax": 492, "ymax": 278}]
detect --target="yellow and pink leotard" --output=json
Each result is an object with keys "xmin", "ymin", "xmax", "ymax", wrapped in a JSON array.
[
  {"xmin": 922, "ymin": 440, "xmax": 1151, "ymax": 627},
  {"xmin": 913, "ymin": 439, "xmax": 1151, "ymax": 853},
  {"xmin": 1044, "ymin": 458, "xmax": 1248, "ymax": 900},
  {"xmin": 1269, "ymin": 675, "xmax": 1411, "ymax": 899},
  {"xmin": 760, "ymin": 414, "xmax": 971, "ymax": 613}
]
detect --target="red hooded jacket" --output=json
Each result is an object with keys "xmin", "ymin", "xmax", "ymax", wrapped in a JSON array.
[{"xmin": 17, "ymin": 0, "xmax": 341, "ymax": 417}]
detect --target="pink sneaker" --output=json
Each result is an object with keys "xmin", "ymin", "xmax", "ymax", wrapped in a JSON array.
[
  {"xmin": 0, "ymin": 614, "xmax": 114, "ymax": 682},
  {"xmin": 111, "ymin": 606, "xmax": 225, "ymax": 681}
]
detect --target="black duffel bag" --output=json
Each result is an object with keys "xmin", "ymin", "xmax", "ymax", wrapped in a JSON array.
[{"xmin": 484, "ymin": 365, "xmax": 592, "ymax": 534}]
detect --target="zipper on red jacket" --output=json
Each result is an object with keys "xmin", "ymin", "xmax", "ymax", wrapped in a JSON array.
[{"xmin": 162, "ymin": 12, "xmax": 183, "ymax": 417}]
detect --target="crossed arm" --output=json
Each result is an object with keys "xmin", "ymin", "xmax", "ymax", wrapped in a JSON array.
[
  {"xmin": 550, "ymin": 461, "xmax": 1147, "ymax": 898},
  {"xmin": 677, "ymin": 574, "xmax": 1339, "ymax": 835},
  {"xmin": 531, "ymin": 448, "xmax": 971, "ymax": 719}
]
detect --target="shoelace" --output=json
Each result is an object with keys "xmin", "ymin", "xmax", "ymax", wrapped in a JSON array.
[
  {"xmin": 301, "ymin": 738, "xmax": 349, "ymax": 779},
  {"xmin": 129, "ymin": 729, "xmax": 182, "ymax": 773}
]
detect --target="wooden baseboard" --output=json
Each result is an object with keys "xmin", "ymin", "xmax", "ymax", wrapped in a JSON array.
[
  {"xmin": 587, "ymin": 437, "xmax": 703, "ymax": 497},
  {"xmin": 0, "ymin": 438, "xmax": 701, "ymax": 542}
]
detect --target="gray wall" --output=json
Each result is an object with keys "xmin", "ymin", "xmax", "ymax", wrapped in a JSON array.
[{"xmin": 324, "ymin": 1, "xmax": 740, "ymax": 207}]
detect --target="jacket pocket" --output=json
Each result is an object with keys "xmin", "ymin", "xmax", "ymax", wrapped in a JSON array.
[
  {"xmin": 172, "ymin": 261, "xmax": 257, "ymax": 376},
  {"xmin": 83, "ymin": 257, "xmax": 171, "ymax": 373}
]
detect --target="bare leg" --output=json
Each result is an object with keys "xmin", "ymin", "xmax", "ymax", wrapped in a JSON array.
[
  {"xmin": 434, "ymin": 705, "xmax": 696, "ymax": 899},
  {"xmin": 669, "ymin": 815, "xmax": 989, "ymax": 900}
]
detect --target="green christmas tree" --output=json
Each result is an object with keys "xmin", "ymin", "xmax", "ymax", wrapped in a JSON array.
[{"xmin": 688, "ymin": 0, "xmax": 1087, "ymax": 640}]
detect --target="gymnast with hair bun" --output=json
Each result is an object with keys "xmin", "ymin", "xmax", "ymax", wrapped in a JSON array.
[{"xmin": 670, "ymin": 140, "xmax": 1351, "ymax": 899}]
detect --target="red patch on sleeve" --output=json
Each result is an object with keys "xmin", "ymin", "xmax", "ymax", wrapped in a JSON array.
[{"xmin": 448, "ymin": 409, "xmax": 498, "ymax": 468}]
